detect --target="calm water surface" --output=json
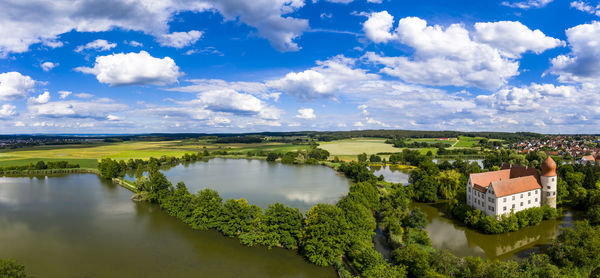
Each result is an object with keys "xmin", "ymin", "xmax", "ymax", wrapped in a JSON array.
[
  {"xmin": 0, "ymin": 174, "xmax": 336, "ymax": 278},
  {"xmin": 412, "ymin": 202, "xmax": 577, "ymax": 260},
  {"xmin": 369, "ymin": 165, "xmax": 410, "ymax": 184},
  {"xmin": 131, "ymin": 158, "xmax": 351, "ymax": 211}
]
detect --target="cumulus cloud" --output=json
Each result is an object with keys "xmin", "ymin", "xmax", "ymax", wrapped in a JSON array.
[
  {"xmin": 267, "ymin": 55, "xmax": 378, "ymax": 100},
  {"xmin": 75, "ymin": 51, "xmax": 182, "ymax": 86},
  {"xmin": 502, "ymin": 0, "xmax": 553, "ymax": 9},
  {"xmin": 549, "ymin": 21, "xmax": 600, "ymax": 84},
  {"xmin": 168, "ymin": 79, "xmax": 279, "ymax": 100},
  {"xmin": 0, "ymin": 104, "xmax": 16, "ymax": 117},
  {"xmin": 41, "ymin": 61, "xmax": 58, "ymax": 72},
  {"xmin": 296, "ymin": 108, "xmax": 316, "ymax": 119},
  {"xmin": 361, "ymin": 16, "xmax": 561, "ymax": 89},
  {"xmin": 0, "ymin": 72, "xmax": 36, "ymax": 100},
  {"xmin": 0, "ymin": 0, "xmax": 309, "ymax": 56},
  {"xmin": 125, "ymin": 40, "xmax": 143, "ymax": 47},
  {"xmin": 28, "ymin": 91, "xmax": 51, "ymax": 104},
  {"xmin": 179, "ymin": 89, "xmax": 282, "ymax": 120},
  {"xmin": 75, "ymin": 39, "xmax": 117, "ymax": 52},
  {"xmin": 362, "ymin": 11, "xmax": 396, "ymax": 43},
  {"xmin": 473, "ymin": 21, "xmax": 565, "ymax": 58},
  {"xmin": 157, "ymin": 30, "xmax": 203, "ymax": 48}
]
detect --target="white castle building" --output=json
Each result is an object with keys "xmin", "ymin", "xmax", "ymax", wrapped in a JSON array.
[{"xmin": 466, "ymin": 157, "xmax": 557, "ymax": 216}]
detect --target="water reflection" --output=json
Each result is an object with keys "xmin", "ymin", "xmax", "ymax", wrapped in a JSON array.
[
  {"xmin": 0, "ymin": 174, "xmax": 336, "ymax": 278},
  {"xmin": 127, "ymin": 158, "xmax": 350, "ymax": 212},
  {"xmin": 369, "ymin": 165, "xmax": 410, "ymax": 184},
  {"xmin": 412, "ymin": 202, "xmax": 576, "ymax": 260}
]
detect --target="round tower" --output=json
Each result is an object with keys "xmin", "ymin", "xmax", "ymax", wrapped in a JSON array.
[{"xmin": 540, "ymin": 156, "xmax": 557, "ymax": 208}]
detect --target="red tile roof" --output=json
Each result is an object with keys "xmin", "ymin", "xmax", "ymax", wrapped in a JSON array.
[
  {"xmin": 469, "ymin": 165, "xmax": 541, "ymax": 196},
  {"xmin": 490, "ymin": 176, "xmax": 541, "ymax": 197}
]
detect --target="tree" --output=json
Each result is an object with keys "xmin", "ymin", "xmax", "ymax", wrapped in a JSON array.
[
  {"xmin": 358, "ymin": 153, "xmax": 368, "ymax": 162},
  {"xmin": 266, "ymin": 152, "xmax": 279, "ymax": 162},
  {"xmin": 437, "ymin": 170, "xmax": 461, "ymax": 200},
  {"xmin": 263, "ymin": 202, "xmax": 304, "ymax": 249},
  {"xmin": 188, "ymin": 189, "xmax": 223, "ymax": 230},
  {"xmin": 299, "ymin": 204, "xmax": 350, "ymax": 266},
  {"xmin": 411, "ymin": 174, "xmax": 439, "ymax": 202},
  {"xmin": 392, "ymin": 244, "xmax": 432, "ymax": 278},
  {"xmin": 218, "ymin": 198, "xmax": 262, "ymax": 238},
  {"xmin": 0, "ymin": 259, "xmax": 31, "ymax": 278},
  {"xmin": 369, "ymin": 154, "xmax": 382, "ymax": 163},
  {"xmin": 403, "ymin": 208, "xmax": 427, "ymax": 229}
]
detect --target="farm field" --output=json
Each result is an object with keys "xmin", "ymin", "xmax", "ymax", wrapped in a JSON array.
[
  {"xmin": 0, "ymin": 140, "xmax": 311, "ymax": 168},
  {"xmin": 319, "ymin": 138, "xmax": 398, "ymax": 156}
]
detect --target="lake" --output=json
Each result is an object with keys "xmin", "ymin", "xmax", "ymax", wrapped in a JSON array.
[
  {"xmin": 0, "ymin": 174, "xmax": 337, "ymax": 277},
  {"xmin": 129, "ymin": 158, "xmax": 351, "ymax": 212},
  {"xmin": 411, "ymin": 202, "xmax": 577, "ymax": 260}
]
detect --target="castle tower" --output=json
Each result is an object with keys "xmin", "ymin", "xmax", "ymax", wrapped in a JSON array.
[{"xmin": 540, "ymin": 156, "xmax": 557, "ymax": 208}]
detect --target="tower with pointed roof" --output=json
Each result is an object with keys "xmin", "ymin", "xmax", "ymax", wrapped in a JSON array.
[{"xmin": 540, "ymin": 156, "xmax": 557, "ymax": 208}]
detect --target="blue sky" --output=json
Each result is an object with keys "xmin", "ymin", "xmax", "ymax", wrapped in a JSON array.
[{"xmin": 1, "ymin": 0, "xmax": 600, "ymax": 134}]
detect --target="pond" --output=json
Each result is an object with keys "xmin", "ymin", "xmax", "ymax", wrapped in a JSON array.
[
  {"xmin": 411, "ymin": 202, "xmax": 578, "ymax": 260},
  {"xmin": 369, "ymin": 165, "xmax": 410, "ymax": 184},
  {"xmin": 0, "ymin": 174, "xmax": 336, "ymax": 277},
  {"xmin": 128, "ymin": 158, "xmax": 351, "ymax": 212}
]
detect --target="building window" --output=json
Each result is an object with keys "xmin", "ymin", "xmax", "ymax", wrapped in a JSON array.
[
  {"xmin": 552, "ymin": 177, "xmax": 555, "ymax": 182},
  {"xmin": 528, "ymin": 192, "xmax": 531, "ymax": 196},
  {"xmin": 547, "ymin": 192, "xmax": 551, "ymax": 196},
  {"xmin": 503, "ymin": 206, "xmax": 507, "ymax": 211},
  {"xmin": 521, "ymin": 194, "xmax": 524, "ymax": 199},
  {"xmin": 535, "ymin": 198, "xmax": 538, "ymax": 202},
  {"xmin": 547, "ymin": 186, "xmax": 551, "ymax": 189},
  {"xmin": 512, "ymin": 204, "xmax": 515, "ymax": 209},
  {"xmin": 553, "ymin": 192, "xmax": 556, "ymax": 196},
  {"xmin": 528, "ymin": 200, "xmax": 531, "ymax": 204},
  {"xmin": 504, "ymin": 198, "xmax": 506, "ymax": 203},
  {"xmin": 520, "ymin": 202, "xmax": 523, "ymax": 207},
  {"xmin": 512, "ymin": 196, "xmax": 515, "ymax": 200},
  {"xmin": 535, "ymin": 190, "xmax": 538, "ymax": 194},
  {"xmin": 468, "ymin": 187, "xmax": 471, "ymax": 192}
]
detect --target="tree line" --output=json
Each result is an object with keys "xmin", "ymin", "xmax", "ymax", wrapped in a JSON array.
[{"xmin": 0, "ymin": 160, "xmax": 80, "ymax": 172}]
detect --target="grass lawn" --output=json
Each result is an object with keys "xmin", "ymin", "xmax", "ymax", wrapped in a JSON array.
[
  {"xmin": 453, "ymin": 136, "xmax": 484, "ymax": 148},
  {"xmin": 320, "ymin": 138, "xmax": 399, "ymax": 156}
]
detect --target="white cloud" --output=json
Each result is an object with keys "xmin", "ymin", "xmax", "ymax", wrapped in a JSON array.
[
  {"xmin": 549, "ymin": 21, "xmax": 600, "ymax": 84},
  {"xmin": 41, "ymin": 61, "xmax": 59, "ymax": 72},
  {"xmin": 125, "ymin": 40, "xmax": 143, "ymax": 47},
  {"xmin": 362, "ymin": 16, "xmax": 525, "ymax": 89},
  {"xmin": 28, "ymin": 91, "xmax": 51, "ymax": 104},
  {"xmin": 362, "ymin": 11, "xmax": 396, "ymax": 43},
  {"xmin": 75, "ymin": 93, "xmax": 94, "ymax": 99},
  {"xmin": 75, "ymin": 39, "xmax": 117, "ymax": 52},
  {"xmin": 473, "ymin": 21, "xmax": 564, "ymax": 58},
  {"xmin": 502, "ymin": 0, "xmax": 553, "ymax": 9},
  {"xmin": 107, "ymin": 114, "xmax": 121, "ymax": 121},
  {"xmin": 75, "ymin": 51, "xmax": 181, "ymax": 86},
  {"xmin": 570, "ymin": 1, "xmax": 600, "ymax": 15},
  {"xmin": 296, "ymin": 108, "xmax": 316, "ymax": 119},
  {"xmin": 28, "ymin": 98, "xmax": 127, "ymax": 119},
  {"xmin": 0, "ymin": 104, "xmax": 16, "ymax": 117},
  {"xmin": 0, "ymin": 0, "xmax": 309, "ymax": 56},
  {"xmin": 157, "ymin": 30, "xmax": 203, "ymax": 48},
  {"xmin": 58, "ymin": 91, "xmax": 72, "ymax": 99},
  {"xmin": 0, "ymin": 72, "xmax": 36, "ymax": 100},
  {"xmin": 180, "ymin": 89, "xmax": 282, "ymax": 120},
  {"xmin": 168, "ymin": 79, "xmax": 279, "ymax": 100},
  {"xmin": 267, "ymin": 55, "xmax": 378, "ymax": 99}
]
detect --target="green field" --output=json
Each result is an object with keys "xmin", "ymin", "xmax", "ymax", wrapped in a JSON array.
[
  {"xmin": 319, "ymin": 138, "xmax": 399, "ymax": 157},
  {"xmin": 0, "ymin": 140, "xmax": 312, "ymax": 168}
]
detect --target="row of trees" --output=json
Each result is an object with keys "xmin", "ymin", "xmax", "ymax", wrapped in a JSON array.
[
  {"xmin": 0, "ymin": 160, "xmax": 79, "ymax": 171},
  {"xmin": 264, "ymin": 148, "xmax": 330, "ymax": 164}
]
